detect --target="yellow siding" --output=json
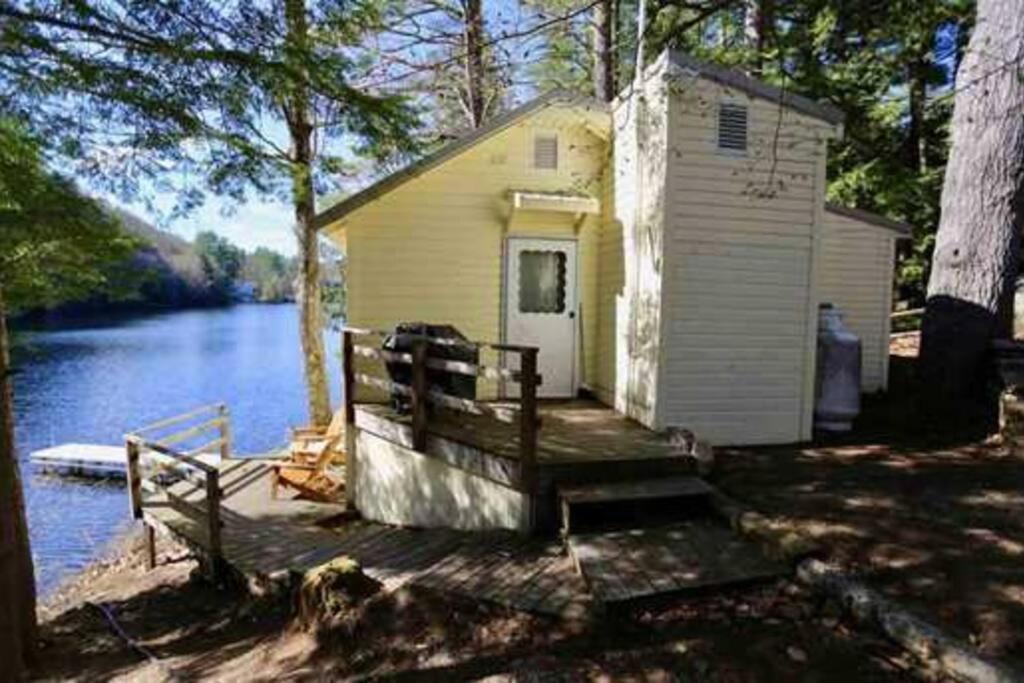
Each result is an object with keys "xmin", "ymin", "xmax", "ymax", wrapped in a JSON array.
[
  {"xmin": 330, "ymin": 106, "xmax": 608, "ymax": 396},
  {"xmin": 819, "ymin": 213, "xmax": 898, "ymax": 392},
  {"xmin": 658, "ymin": 73, "xmax": 835, "ymax": 445}
]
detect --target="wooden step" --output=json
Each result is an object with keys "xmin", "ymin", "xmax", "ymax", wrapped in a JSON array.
[
  {"xmin": 567, "ymin": 521, "xmax": 784, "ymax": 605},
  {"xmin": 558, "ymin": 476, "xmax": 714, "ymax": 537},
  {"xmin": 559, "ymin": 476, "xmax": 712, "ymax": 506}
]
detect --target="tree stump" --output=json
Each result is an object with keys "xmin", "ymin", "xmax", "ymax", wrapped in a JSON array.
[
  {"xmin": 999, "ymin": 389, "xmax": 1024, "ymax": 448},
  {"xmin": 296, "ymin": 557, "xmax": 381, "ymax": 632}
]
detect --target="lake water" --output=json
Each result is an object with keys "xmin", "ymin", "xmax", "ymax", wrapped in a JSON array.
[{"xmin": 11, "ymin": 304, "xmax": 341, "ymax": 594}]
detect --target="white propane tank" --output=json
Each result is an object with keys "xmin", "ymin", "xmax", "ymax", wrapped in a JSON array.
[{"xmin": 814, "ymin": 304, "xmax": 862, "ymax": 432}]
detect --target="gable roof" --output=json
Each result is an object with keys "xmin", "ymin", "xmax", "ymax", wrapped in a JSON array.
[
  {"xmin": 825, "ymin": 203, "xmax": 913, "ymax": 238},
  {"xmin": 315, "ymin": 91, "xmax": 608, "ymax": 230},
  {"xmin": 667, "ymin": 51, "xmax": 846, "ymax": 126}
]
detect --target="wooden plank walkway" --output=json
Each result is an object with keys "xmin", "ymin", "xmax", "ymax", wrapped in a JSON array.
[
  {"xmin": 145, "ymin": 460, "xmax": 781, "ymax": 618},
  {"xmin": 143, "ymin": 458, "xmax": 591, "ymax": 617},
  {"xmin": 568, "ymin": 521, "xmax": 784, "ymax": 603}
]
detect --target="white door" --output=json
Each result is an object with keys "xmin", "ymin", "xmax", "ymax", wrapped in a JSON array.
[{"xmin": 505, "ymin": 238, "xmax": 578, "ymax": 398}]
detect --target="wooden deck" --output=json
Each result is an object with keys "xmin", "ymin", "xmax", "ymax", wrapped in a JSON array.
[
  {"xmin": 357, "ymin": 400, "xmax": 683, "ymax": 464},
  {"xmin": 143, "ymin": 458, "xmax": 592, "ymax": 616},
  {"xmin": 145, "ymin": 458, "xmax": 779, "ymax": 617}
]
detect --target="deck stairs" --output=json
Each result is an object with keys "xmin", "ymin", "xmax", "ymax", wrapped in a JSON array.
[{"xmin": 557, "ymin": 476, "xmax": 784, "ymax": 605}]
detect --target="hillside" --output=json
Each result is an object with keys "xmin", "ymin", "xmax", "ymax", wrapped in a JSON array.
[{"xmin": 108, "ymin": 207, "xmax": 215, "ymax": 307}]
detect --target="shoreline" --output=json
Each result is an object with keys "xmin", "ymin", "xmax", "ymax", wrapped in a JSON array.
[{"xmin": 38, "ymin": 525, "xmax": 149, "ymax": 619}]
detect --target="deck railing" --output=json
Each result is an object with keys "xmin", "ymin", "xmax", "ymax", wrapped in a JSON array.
[
  {"xmin": 124, "ymin": 403, "xmax": 231, "ymax": 575},
  {"xmin": 342, "ymin": 327, "xmax": 542, "ymax": 492}
]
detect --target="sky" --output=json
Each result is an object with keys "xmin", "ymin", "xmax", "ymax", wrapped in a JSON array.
[
  {"xmin": 115, "ymin": 193, "xmax": 300, "ymax": 257},
  {"xmin": 101, "ymin": 0, "xmax": 553, "ymax": 256}
]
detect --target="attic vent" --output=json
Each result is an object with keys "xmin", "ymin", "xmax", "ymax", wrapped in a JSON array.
[
  {"xmin": 717, "ymin": 103, "xmax": 748, "ymax": 152},
  {"xmin": 533, "ymin": 134, "xmax": 558, "ymax": 170}
]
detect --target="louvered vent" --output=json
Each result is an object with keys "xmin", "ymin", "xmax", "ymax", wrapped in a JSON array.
[
  {"xmin": 534, "ymin": 134, "xmax": 558, "ymax": 170},
  {"xmin": 717, "ymin": 104, "xmax": 748, "ymax": 152}
]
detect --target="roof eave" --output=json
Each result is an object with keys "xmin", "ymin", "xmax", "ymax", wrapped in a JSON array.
[
  {"xmin": 667, "ymin": 50, "xmax": 846, "ymax": 127},
  {"xmin": 315, "ymin": 91, "xmax": 610, "ymax": 232},
  {"xmin": 825, "ymin": 203, "xmax": 913, "ymax": 238}
]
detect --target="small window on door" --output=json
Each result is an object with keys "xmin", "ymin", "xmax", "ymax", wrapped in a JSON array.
[
  {"xmin": 519, "ymin": 250, "xmax": 566, "ymax": 313},
  {"xmin": 533, "ymin": 133, "xmax": 558, "ymax": 170}
]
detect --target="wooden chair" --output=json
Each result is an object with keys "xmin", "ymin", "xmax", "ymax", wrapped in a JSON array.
[{"xmin": 270, "ymin": 411, "xmax": 346, "ymax": 502}]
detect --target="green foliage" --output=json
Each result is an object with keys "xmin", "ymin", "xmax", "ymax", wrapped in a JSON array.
[
  {"xmin": 242, "ymin": 247, "xmax": 297, "ymax": 303},
  {"xmin": 645, "ymin": 0, "xmax": 974, "ymax": 303},
  {"xmin": 319, "ymin": 240, "xmax": 346, "ymax": 329},
  {"xmin": 0, "ymin": 1, "xmax": 421, "ymax": 210},
  {"xmin": 194, "ymin": 230, "xmax": 244, "ymax": 303},
  {"xmin": 0, "ymin": 119, "xmax": 136, "ymax": 311}
]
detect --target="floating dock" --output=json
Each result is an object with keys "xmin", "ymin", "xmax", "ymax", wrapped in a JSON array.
[{"xmin": 31, "ymin": 443, "xmax": 219, "ymax": 479}]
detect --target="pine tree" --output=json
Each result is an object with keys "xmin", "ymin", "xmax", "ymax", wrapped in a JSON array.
[
  {"xmin": 0, "ymin": 1, "xmax": 419, "ymax": 426},
  {"xmin": 0, "ymin": 118, "xmax": 134, "ymax": 681}
]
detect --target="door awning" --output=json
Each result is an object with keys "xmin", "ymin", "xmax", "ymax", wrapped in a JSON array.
[{"xmin": 509, "ymin": 191, "xmax": 600, "ymax": 215}]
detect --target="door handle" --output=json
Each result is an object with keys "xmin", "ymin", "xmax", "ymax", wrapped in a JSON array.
[{"xmin": 568, "ymin": 311, "xmax": 576, "ymax": 319}]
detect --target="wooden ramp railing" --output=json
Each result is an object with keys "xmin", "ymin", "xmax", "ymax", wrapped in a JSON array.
[
  {"xmin": 125, "ymin": 403, "xmax": 231, "ymax": 577},
  {"xmin": 343, "ymin": 327, "xmax": 542, "ymax": 493}
]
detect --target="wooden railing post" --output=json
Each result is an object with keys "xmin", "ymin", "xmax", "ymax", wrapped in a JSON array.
[
  {"xmin": 205, "ymin": 469, "xmax": 222, "ymax": 574},
  {"xmin": 343, "ymin": 330, "xmax": 356, "ymax": 428},
  {"xmin": 518, "ymin": 348, "xmax": 539, "ymax": 496},
  {"xmin": 217, "ymin": 403, "xmax": 231, "ymax": 460},
  {"xmin": 342, "ymin": 329, "xmax": 357, "ymax": 510},
  {"xmin": 411, "ymin": 339, "xmax": 429, "ymax": 451},
  {"xmin": 125, "ymin": 437, "xmax": 143, "ymax": 519}
]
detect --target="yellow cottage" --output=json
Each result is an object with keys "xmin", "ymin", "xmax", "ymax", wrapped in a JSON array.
[{"xmin": 317, "ymin": 51, "xmax": 910, "ymax": 451}]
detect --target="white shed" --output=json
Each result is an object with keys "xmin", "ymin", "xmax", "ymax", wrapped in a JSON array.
[
  {"xmin": 602, "ymin": 51, "xmax": 909, "ymax": 445},
  {"xmin": 820, "ymin": 204, "xmax": 911, "ymax": 393}
]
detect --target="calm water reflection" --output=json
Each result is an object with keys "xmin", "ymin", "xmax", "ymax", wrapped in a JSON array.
[{"xmin": 12, "ymin": 305, "xmax": 340, "ymax": 594}]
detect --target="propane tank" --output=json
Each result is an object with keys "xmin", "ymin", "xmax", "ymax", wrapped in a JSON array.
[{"xmin": 814, "ymin": 304, "xmax": 861, "ymax": 432}]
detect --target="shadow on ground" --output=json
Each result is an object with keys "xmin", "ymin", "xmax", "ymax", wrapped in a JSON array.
[
  {"xmin": 718, "ymin": 356, "xmax": 1024, "ymax": 667},
  {"xmin": 35, "ymin": 536, "xmax": 914, "ymax": 681}
]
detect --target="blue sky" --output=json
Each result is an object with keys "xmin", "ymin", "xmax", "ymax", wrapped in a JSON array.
[
  {"xmin": 114, "ymin": 192, "xmax": 300, "ymax": 256},
  {"xmin": 103, "ymin": 0, "xmax": 550, "ymax": 256}
]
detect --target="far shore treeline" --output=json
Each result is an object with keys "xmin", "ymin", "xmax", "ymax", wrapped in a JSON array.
[{"xmin": 13, "ymin": 206, "xmax": 302, "ymax": 320}]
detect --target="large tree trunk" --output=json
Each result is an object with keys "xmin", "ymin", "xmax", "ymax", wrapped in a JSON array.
[
  {"xmin": 591, "ymin": 0, "xmax": 616, "ymax": 102},
  {"xmin": 743, "ymin": 0, "xmax": 769, "ymax": 75},
  {"xmin": 919, "ymin": 0, "xmax": 1024, "ymax": 413},
  {"xmin": 904, "ymin": 55, "xmax": 928, "ymax": 175},
  {"xmin": 0, "ymin": 285, "xmax": 38, "ymax": 680},
  {"xmin": 463, "ymin": 0, "xmax": 486, "ymax": 128},
  {"xmin": 285, "ymin": 0, "xmax": 332, "ymax": 426}
]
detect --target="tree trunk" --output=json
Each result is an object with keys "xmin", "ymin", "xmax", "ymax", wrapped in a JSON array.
[
  {"xmin": 285, "ymin": 0, "xmax": 332, "ymax": 426},
  {"xmin": 0, "ymin": 284, "xmax": 38, "ymax": 680},
  {"xmin": 463, "ymin": 0, "xmax": 486, "ymax": 128},
  {"xmin": 592, "ymin": 0, "xmax": 616, "ymax": 102},
  {"xmin": 919, "ymin": 0, "xmax": 1024, "ymax": 413},
  {"xmin": 905, "ymin": 56, "xmax": 928, "ymax": 175},
  {"xmin": 743, "ymin": 0, "xmax": 768, "ymax": 75}
]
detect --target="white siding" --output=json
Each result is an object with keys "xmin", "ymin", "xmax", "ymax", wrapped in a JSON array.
[
  {"xmin": 657, "ymin": 68, "xmax": 835, "ymax": 445},
  {"xmin": 819, "ymin": 212, "xmax": 898, "ymax": 392},
  {"xmin": 605, "ymin": 62, "xmax": 672, "ymax": 427}
]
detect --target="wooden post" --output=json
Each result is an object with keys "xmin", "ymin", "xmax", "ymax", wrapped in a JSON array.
[
  {"xmin": 205, "ymin": 469, "xmax": 222, "ymax": 575},
  {"xmin": 125, "ymin": 437, "xmax": 143, "ymax": 520},
  {"xmin": 144, "ymin": 524, "xmax": 156, "ymax": 570},
  {"xmin": 411, "ymin": 339, "xmax": 428, "ymax": 451},
  {"xmin": 342, "ymin": 329, "xmax": 357, "ymax": 511},
  {"xmin": 518, "ymin": 348, "xmax": 539, "ymax": 498},
  {"xmin": 218, "ymin": 404, "xmax": 231, "ymax": 460}
]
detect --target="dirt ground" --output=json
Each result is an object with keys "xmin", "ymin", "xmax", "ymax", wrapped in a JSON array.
[
  {"xmin": 34, "ymin": 532, "xmax": 930, "ymax": 681},
  {"xmin": 716, "ymin": 348, "xmax": 1024, "ymax": 670}
]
